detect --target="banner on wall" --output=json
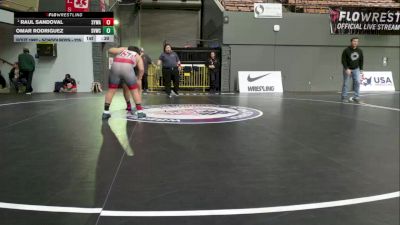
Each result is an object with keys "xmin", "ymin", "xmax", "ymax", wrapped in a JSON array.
[
  {"xmin": 329, "ymin": 7, "xmax": 400, "ymax": 35},
  {"xmin": 99, "ymin": 0, "xmax": 106, "ymax": 12},
  {"xmin": 66, "ymin": 0, "xmax": 90, "ymax": 12},
  {"xmin": 238, "ymin": 71, "xmax": 283, "ymax": 93},
  {"xmin": 254, "ymin": 3, "xmax": 283, "ymax": 19},
  {"xmin": 0, "ymin": 9, "xmax": 14, "ymax": 24},
  {"xmin": 108, "ymin": 57, "xmax": 113, "ymax": 70},
  {"xmin": 360, "ymin": 71, "xmax": 396, "ymax": 92}
]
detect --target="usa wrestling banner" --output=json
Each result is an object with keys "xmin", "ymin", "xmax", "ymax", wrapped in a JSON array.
[{"xmin": 329, "ymin": 7, "xmax": 400, "ymax": 35}]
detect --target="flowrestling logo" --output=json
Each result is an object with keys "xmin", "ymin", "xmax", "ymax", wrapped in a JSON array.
[
  {"xmin": 329, "ymin": 7, "xmax": 400, "ymax": 35},
  {"xmin": 120, "ymin": 104, "xmax": 263, "ymax": 124}
]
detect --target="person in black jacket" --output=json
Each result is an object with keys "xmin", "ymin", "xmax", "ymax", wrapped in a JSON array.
[
  {"xmin": 341, "ymin": 37, "xmax": 364, "ymax": 103},
  {"xmin": 207, "ymin": 51, "xmax": 220, "ymax": 93},
  {"xmin": 140, "ymin": 48, "xmax": 152, "ymax": 93}
]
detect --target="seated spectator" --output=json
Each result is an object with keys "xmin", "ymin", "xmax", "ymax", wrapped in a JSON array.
[
  {"xmin": 8, "ymin": 62, "xmax": 26, "ymax": 93},
  {"xmin": 60, "ymin": 74, "xmax": 77, "ymax": 93},
  {"xmin": 0, "ymin": 70, "xmax": 6, "ymax": 89}
]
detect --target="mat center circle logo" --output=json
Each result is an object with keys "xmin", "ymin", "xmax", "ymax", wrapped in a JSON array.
[{"xmin": 120, "ymin": 104, "xmax": 263, "ymax": 124}]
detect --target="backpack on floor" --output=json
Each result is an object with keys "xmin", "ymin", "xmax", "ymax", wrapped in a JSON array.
[
  {"xmin": 54, "ymin": 82, "xmax": 63, "ymax": 92},
  {"xmin": 91, "ymin": 82, "xmax": 103, "ymax": 93}
]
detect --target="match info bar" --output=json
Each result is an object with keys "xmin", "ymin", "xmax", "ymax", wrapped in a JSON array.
[
  {"xmin": 14, "ymin": 35, "xmax": 114, "ymax": 43},
  {"xmin": 13, "ymin": 12, "xmax": 115, "ymax": 42}
]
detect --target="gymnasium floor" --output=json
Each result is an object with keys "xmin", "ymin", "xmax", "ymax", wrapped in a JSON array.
[{"xmin": 0, "ymin": 92, "xmax": 399, "ymax": 225}]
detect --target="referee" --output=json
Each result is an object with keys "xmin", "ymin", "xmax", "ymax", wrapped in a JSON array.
[{"xmin": 157, "ymin": 44, "xmax": 181, "ymax": 98}]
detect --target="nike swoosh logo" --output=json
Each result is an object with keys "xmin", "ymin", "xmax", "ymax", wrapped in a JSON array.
[{"xmin": 247, "ymin": 73, "xmax": 272, "ymax": 82}]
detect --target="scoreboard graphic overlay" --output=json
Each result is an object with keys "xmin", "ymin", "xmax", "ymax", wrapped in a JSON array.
[{"xmin": 14, "ymin": 12, "xmax": 114, "ymax": 43}]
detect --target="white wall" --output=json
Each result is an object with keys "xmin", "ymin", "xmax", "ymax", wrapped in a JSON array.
[
  {"xmin": 0, "ymin": 24, "xmax": 94, "ymax": 92},
  {"xmin": 32, "ymin": 43, "xmax": 94, "ymax": 92},
  {"xmin": 0, "ymin": 9, "xmax": 14, "ymax": 24}
]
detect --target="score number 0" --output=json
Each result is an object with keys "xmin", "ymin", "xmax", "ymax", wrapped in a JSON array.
[{"xmin": 102, "ymin": 18, "xmax": 114, "ymax": 26}]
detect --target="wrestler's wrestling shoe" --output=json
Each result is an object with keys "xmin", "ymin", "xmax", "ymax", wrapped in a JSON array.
[
  {"xmin": 102, "ymin": 112, "xmax": 111, "ymax": 120},
  {"xmin": 135, "ymin": 110, "xmax": 146, "ymax": 118}
]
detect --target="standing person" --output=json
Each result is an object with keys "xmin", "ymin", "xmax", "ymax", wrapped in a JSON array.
[
  {"xmin": 341, "ymin": 37, "xmax": 364, "ymax": 103},
  {"xmin": 140, "ymin": 48, "xmax": 152, "ymax": 93},
  {"xmin": 207, "ymin": 51, "xmax": 220, "ymax": 93},
  {"xmin": 157, "ymin": 44, "xmax": 181, "ymax": 98},
  {"xmin": 121, "ymin": 46, "xmax": 142, "ymax": 112},
  {"xmin": 18, "ymin": 48, "xmax": 35, "ymax": 95},
  {"xmin": 102, "ymin": 46, "xmax": 146, "ymax": 120}
]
